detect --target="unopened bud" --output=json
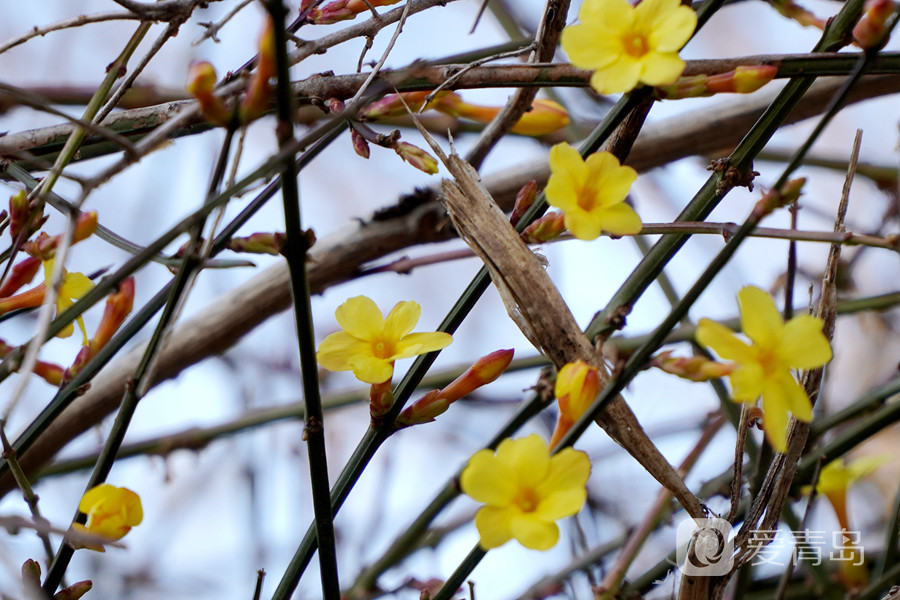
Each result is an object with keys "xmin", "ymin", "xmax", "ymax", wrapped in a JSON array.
[
  {"xmin": 240, "ymin": 18, "xmax": 276, "ymax": 123},
  {"xmin": 0, "ymin": 256, "xmax": 40, "ymax": 298},
  {"xmin": 510, "ymin": 99, "xmax": 570, "ymax": 136},
  {"xmin": 753, "ymin": 177, "xmax": 806, "ymax": 218},
  {"xmin": 351, "ymin": 129, "xmax": 370, "ymax": 158},
  {"xmin": 21, "ymin": 559, "xmax": 41, "ymax": 588},
  {"xmin": 227, "ymin": 232, "xmax": 286, "ymax": 255},
  {"xmin": 651, "ymin": 350, "xmax": 736, "ymax": 381},
  {"xmin": 53, "ymin": 580, "xmax": 93, "ymax": 600},
  {"xmin": 23, "ymin": 212, "xmax": 98, "ymax": 260},
  {"xmin": 187, "ymin": 61, "xmax": 231, "ymax": 126},
  {"xmin": 853, "ymin": 0, "xmax": 898, "ymax": 49},
  {"xmin": 657, "ymin": 66, "xmax": 777, "ymax": 99},
  {"xmin": 510, "ymin": 180, "xmax": 537, "ymax": 227},
  {"xmin": 550, "ymin": 360, "xmax": 601, "ymax": 448},
  {"xmin": 396, "ymin": 389, "xmax": 449, "ymax": 427},
  {"xmin": 9, "ymin": 190, "xmax": 37, "ymax": 240},
  {"xmin": 521, "ymin": 211, "xmax": 565, "ymax": 243},
  {"xmin": 308, "ymin": 0, "xmax": 403, "ymax": 24},
  {"xmin": 394, "ymin": 142, "xmax": 438, "ymax": 175},
  {"xmin": 436, "ymin": 348, "xmax": 514, "ymax": 403}
]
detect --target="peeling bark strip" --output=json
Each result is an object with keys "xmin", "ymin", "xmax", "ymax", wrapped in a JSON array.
[{"xmin": 438, "ymin": 151, "xmax": 705, "ymax": 518}]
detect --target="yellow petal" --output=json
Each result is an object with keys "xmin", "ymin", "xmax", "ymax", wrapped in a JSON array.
[
  {"xmin": 316, "ymin": 331, "xmax": 371, "ymax": 372},
  {"xmin": 779, "ymin": 314, "xmax": 832, "ymax": 369},
  {"xmin": 391, "ymin": 331, "xmax": 453, "ymax": 360},
  {"xmin": 334, "ymin": 296, "xmax": 384, "ymax": 341},
  {"xmin": 761, "ymin": 381, "xmax": 792, "ymax": 453},
  {"xmin": 535, "ymin": 487, "xmax": 588, "ymax": 522},
  {"xmin": 548, "ymin": 143, "xmax": 588, "ymax": 192},
  {"xmin": 770, "ymin": 370, "xmax": 813, "ymax": 422},
  {"xmin": 645, "ymin": 1, "xmax": 697, "ymax": 51},
  {"xmin": 587, "ymin": 158, "xmax": 637, "ymax": 208},
  {"xmin": 594, "ymin": 203, "xmax": 643, "ymax": 236},
  {"xmin": 729, "ymin": 363, "xmax": 764, "ymax": 402},
  {"xmin": 79, "ymin": 483, "xmax": 118, "ymax": 513},
  {"xmin": 638, "ymin": 51, "xmax": 686, "ymax": 86},
  {"xmin": 591, "ymin": 57, "xmax": 643, "ymax": 95},
  {"xmin": 580, "ymin": 0, "xmax": 634, "ymax": 29},
  {"xmin": 738, "ymin": 286, "xmax": 784, "ymax": 349},
  {"xmin": 563, "ymin": 208, "xmax": 604, "ymax": 241},
  {"xmin": 496, "ymin": 434, "xmax": 550, "ymax": 488},
  {"xmin": 347, "ymin": 355, "xmax": 394, "ymax": 384},
  {"xmin": 61, "ymin": 271, "xmax": 94, "ymax": 301},
  {"xmin": 383, "ymin": 300, "xmax": 421, "ymax": 340},
  {"xmin": 510, "ymin": 513, "xmax": 560, "ymax": 550},
  {"xmin": 536, "ymin": 447, "xmax": 591, "ymax": 501},
  {"xmin": 561, "ymin": 23, "xmax": 619, "ymax": 70},
  {"xmin": 696, "ymin": 318, "xmax": 754, "ymax": 362},
  {"xmin": 461, "ymin": 449, "xmax": 517, "ymax": 505},
  {"xmin": 474, "ymin": 505, "xmax": 515, "ymax": 549}
]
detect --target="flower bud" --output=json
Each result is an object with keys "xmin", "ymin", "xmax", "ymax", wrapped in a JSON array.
[
  {"xmin": 656, "ymin": 66, "xmax": 777, "ymax": 99},
  {"xmin": 351, "ymin": 129, "xmax": 370, "ymax": 159},
  {"xmin": 753, "ymin": 177, "xmax": 806, "ymax": 219},
  {"xmin": 227, "ymin": 232, "xmax": 286, "ymax": 255},
  {"xmin": 23, "ymin": 212, "xmax": 98, "ymax": 260},
  {"xmin": 651, "ymin": 350, "xmax": 736, "ymax": 381},
  {"xmin": 0, "ymin": 256, "xmax": 40, "ymax": 298},
  {"xmin": 550, "ymin": 360, "xmax": 601, "ymax": 448},
  {"xmin": 307, "ymin": 0, "xmax": 403, "ymax": 24},
  {"xmin": 510, "ymin": 99, "xmax": 570, "ymax": 136},
  {"xmin": 436, "ymin": 348, "xmax": 514, "ymax": 403},
  {"xmin": 240, "ymin": 18, "xmax": 276, "ymax": 123},
  {"xmin": 394, "ymin": 142, "xmax": 438, "ymax": 175},
  {"xmin": 510, "ymin": 180, "xmax": 537, "ymax": 227},
  {"xmin": 521, "ymin": 211, "xmax": 566, "ymax": 243},
  {"xmin": 54, "ymin": 581, "xmax": 93, "ymax": 600},
  {"xmin": 853, "ymin": 0, "xmax": 897, "ymax": 49},
  {"xmin": 9, "ymin": 190, "xmax": 37, "ymax": 241},
  {"xmin": 187, "ymin": 61, "xmax": 231, "ymax": 126}
]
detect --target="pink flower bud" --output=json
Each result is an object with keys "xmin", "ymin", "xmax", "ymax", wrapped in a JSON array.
[
  {"xmin": 0, "ymin": 256, "xmax": 40, "ymax": 298},
  {"xmin": 510, "ymin": 180, "xmax": 537, "ymax": 227},
  {"xmin": 853, "ymin": 0, "xmax": 897, "ymax": 49},
  {"xmin": 754, "ymin": 177, "xmax": 806, "ymax": 218},
  {"xmin": 521, "ymin": 212, "xmax": 566, "ymax": 243},
  {"xmin": 351, "ymin": 129, "xmax": 370, "ymax": 159}
]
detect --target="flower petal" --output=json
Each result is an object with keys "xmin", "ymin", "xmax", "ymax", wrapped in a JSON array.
[
  {"xmin": 510, "ymin": 513, "xmax": 560, "ymax": 550},
  {"xmin": 587, "ymin": 159, "xmax": 637, "ymax": 208},
  {"xmin": 496, "ymin": 434, "xmax": 550, "ymax": 488},
  {"xmin": 461, "ymin": 449, "xmax": 517, "ymax": 505},
  {"xmin": 561, "ymin": 23, "xmax": 619, "ymax": 70},
  {"xmin": 316, "ymin": 331, "xmax": 372, "ymax": 372},
  {"xmin": 61, "ymin": 272, "xmax": 94, "ymax": 301},
  {"xmin": 535, "ymin": 487, "xmax": 588, "ymax": 521},
  {"xmin": 770, "ymin": 369, "xmax": 812, "ymax": 422},
  {"xmin": 580, "ymin": 0, "xmax": 634, "ymax": 29},
  {"xmin": 391, "ymin": 331, "xmax": 453, "ymax": 360},
  {"xmin": 564, "ymin": 208, "xmax": 604, "ymax": 241},
  {"xmin": 594, "ymin": 203, "xmax": 643, "ymax": 236},
  {"xmin": 779, "ymin": 314, "xmax": 832, "ymax": 369},
  {"xmin": 334, "ymin": 296, "xmax": 384, "ymax": 341},
  {"xmin": 729, "ymin": 363, "xmax": 764, "ymax": 402},
  {"xmin": 474, "ymin": 505, "xmax": 515, "ymax": 549},
  {"xmin": 738, "ymin": 286, "xmax": 784, "ymax": 348},
  {"xmin": 348, "ymin": 355, "xmax": 394, "ymax": 384},
  {"xmin": 640, "ymin": 0, "xmax": 697, "ymax": 51},
  {"xmin": 536, "ymin": 447, "xmax": 591, "ymax": 499},
  {"xmin": 638, "ymin": 51, "xmax": 686, "ymax": 86},
  {"xmin": 590, "ymin": 58, "xmax": 643, "ymax": 95},
  {"xmin": 761, "ymin": 380, "xmax": 792, "ymax": 453},
  {"xmin": 383, "ymin": 300, "xmax": 421, "ymax": 340},
  {"xmin": 548, "ymin": 143, "xmax": 588, "ymax": 195},
  {"xmin": 696, "ymin": 318, "xmax": 754, "ymax": 362}
]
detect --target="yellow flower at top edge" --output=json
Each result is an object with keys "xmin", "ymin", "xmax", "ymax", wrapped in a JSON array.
[
  {"xmin": 561, "ymin": 0, "xmax": 697, "ymax": 95},
  {"xmin": 696, "ymin": 286, "xmax": 832, "ymax": 453},
  {"xmin": 73, "ymin": 483, "xmax": 143, "ymax": 552},
  {"xmin": 44, "ymin": 257, "xmax": 94, "ymax": 345},
  {"xmin": 460, "ymin": 434, "xmax": 591, "ymax": 551},
  {"xmin": 316, "ymin": 295, "xmax": 453, "ymax": 384},
  {"xmin": 545, "ymin": 142, "xmax": 641, "ymax": 241}
]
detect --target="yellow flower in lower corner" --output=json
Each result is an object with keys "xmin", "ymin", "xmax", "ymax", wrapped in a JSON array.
[
  {"xmin": 561, "ymin": 0, "xmax": 697, "ymax": 95},
  {"xmin": 73, "ymin": 484, "xmax": 143, "ymax": 552},
  {"xmin": 460, "ymin": 434, "xmax": 590, "ymax": 551},
  {"xmin": 696, "ymin": 286, "xmax": 832, "ymax": 453},
  {"xmin": 44, "ymin": 257, "xmax": 94, "ymax": 345},
  {"xmin": 545, "ymin": 142, "xmax": 641, "ymax": 241},
  {"xmin": 316, "ymin": 296, "xmax": 452, "ymax": 384}
]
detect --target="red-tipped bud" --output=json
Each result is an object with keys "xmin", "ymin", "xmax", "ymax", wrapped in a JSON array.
[
  {"xmin": 227, "ymin": 232, "xmax": 286, "ymax": 255},
  {"xmin": 0, "ymin": 256, "xmax": 40, "ymax": 298},
  {"xmin": 656, "ymin": 66, "xmax": 777, "ymax": 99},
  {"xmin": 853, "ymin": 0, "xmax": 897, "ymax": 49},
  {"xmin": 396, "ymin": 389, "xmax": 449, "ymax": 427},
  {"xmin": 351, "ymin": 129, "xmax": 370, "ymax": 159},
  {"xmin": 240, "ymin": 18, "xmax": 276, "ymax": 123},
  {"xmin": 0, "ymin": 339, "xmax": 62, "ymax": 385},
  {"xmin": 53, "ymin": 580, "xmax": 93, "ymax": 600},
  {"xmin": 92, "ymin": 277, "xmax": 134, "ymax": 350},
  {"xmin": 394, "ymin": 142, "xmax": 438, "ymax": 175},
  {"xmin": 753, "ymin": 177, "xmax": 806, "ymax": 219},
  {"xmin": 307, "ymin": 0, "xmax": 403, "ymax": 24},
  {"xmin": 510, "ymin": 99, "xmax": 570, "ymax": 136},
  {"xmin": 21, "ymin": 559, "xmax": 41, "ymax": 589},
  {"xmin": 550, "ymin": 360, "xmax": 601, "ymax": 448},
  {"xmin": 510, "ymin": 180, "xmax": 537, "ymax": 227},
  {"xmin": 360, "ymin": 91, "xmax": 437, "ymax": 120},
  {"xmin": 369, "ymin": 379, "xmax": 395, "ymax": 421},
  {"xmin": 651, "ymin": 350, "xmax": 736, "ymax": 382},
  {"xmin": 436, "ymin": 348, "xmax": 514, "ymax": 403},
  {"xmin": 22, "ymin": 212, "xmax": 98, "ymax": 260},
  {"xmin": 187, "ymin": 61, "xmax": 231, "ymax": 126},
  {"xmin": 521, "ymin": 211, "xmax": 566, "ymax": 243},
  {"xmin": 0, "ymin": 282, "xmax": 46, "ymax": 315}
]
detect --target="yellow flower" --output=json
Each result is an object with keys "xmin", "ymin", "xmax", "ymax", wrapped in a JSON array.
[
  {"xmin": 73, "ymin": 484, "xmax": 143, "ymax": 551},
  {"xmin": 44, "ymin": 258, "xmax": 94, "ymax": 345},
  {"xmin": 316, "ymin": 296, "xmax": 453, "ymax": 384},
  {"xmin": 545, "ymin": 142, "xmax": 641, "ymax": 240},
  {"xmin": 696, "ymin": 286, "xmax": 832, "ymax": 453},
  {"xmin": 550, "ymin": 360, "xmax": 601, "ymax": 448},
  {"xmin": 460, "ymin": 434, "xmax": 590, "ymax": 550},
  {"xmin": 561, "ymin": 0, "xmax": 697, "ymax": 94}
]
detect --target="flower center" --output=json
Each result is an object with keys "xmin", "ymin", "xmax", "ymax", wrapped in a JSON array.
[
  {"xmin": 577, "ymin": 182, "xmax": 599, "ymax": 212},
  {"xmin": 372, "ymin": 338, "xmax": 395, "ymax": 359},
  {"xmin": 514, "ymin": 487, "xmax": 540, "ymax": 513},
  {"xmin": 622, "ymin": 32, "xmax": 649, "ymax": 59}
]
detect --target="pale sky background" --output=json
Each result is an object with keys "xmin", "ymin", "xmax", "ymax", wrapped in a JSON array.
[{"xmin": 0, "ymin": 1, "xmax": 899, "ymax": 599}]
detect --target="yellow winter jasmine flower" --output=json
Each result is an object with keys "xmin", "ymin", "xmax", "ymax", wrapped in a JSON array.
[
  {"xmin": 73, "ymin": 484, "xmax": 143, "ymax": 551},
  {"xmin": 545, "ymin": 142, "xmax": 641, "ymax": 240},
  {"xmin": 316, "ymin": 296, "xmax": 452, "ymax": 384},
  {"xmin": 44, "ymin": 257, "xmax": 94, "ymax": 345},
  {"xmin": 561, "ymin": 0, "xmax": 697, "ymax": 94},
  {"xmin": 550, "ymin": 360, "xmax": 601, "ymax": 448},
  {"xmin": 460, "ymin": 434, "xmax": 590, "ymax": 550},
  {"xmin": 696, "ymin": 286, "xmax": 832, "ymax": 453}
]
